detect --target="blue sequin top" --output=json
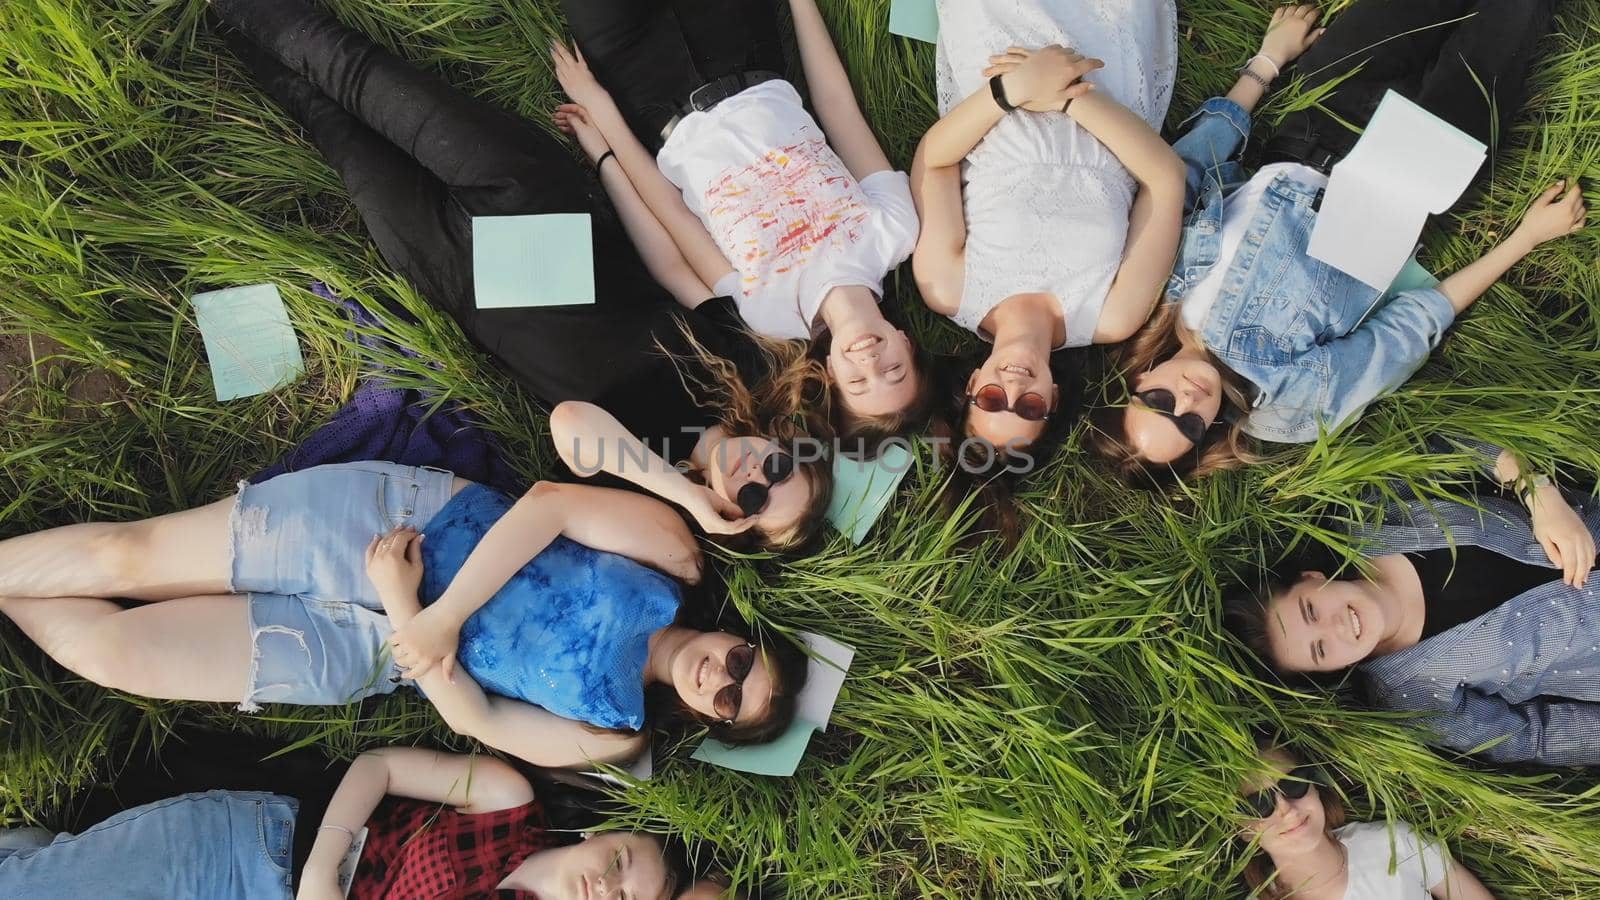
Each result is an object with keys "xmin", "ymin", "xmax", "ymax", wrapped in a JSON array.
[{"xmin": 418, "ymin": 485, "xmax": 682, "ymax": 731}]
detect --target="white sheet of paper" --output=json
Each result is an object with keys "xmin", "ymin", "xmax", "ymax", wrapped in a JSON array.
[
  {"xmin": 796, "ymin": 632, "xmax": 854, "ymax": 731},
  {"xmin": 1307, "ymin": 91, "xmax": 1486, "ymax": 290}
]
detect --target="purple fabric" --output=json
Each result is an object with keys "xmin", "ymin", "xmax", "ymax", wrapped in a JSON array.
[{"xmin": 250, "ymin": 284, "xmax": 523, "ymax": 494}]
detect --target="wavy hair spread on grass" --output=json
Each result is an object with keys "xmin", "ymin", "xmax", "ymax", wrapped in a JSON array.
[
  {"xmin": 1085, "ymin": 302, "xmax": 1257, "ymax": 489},
  {"xmin": 661, "ymin": 322, "xmax": 834, "ymax": 555}
]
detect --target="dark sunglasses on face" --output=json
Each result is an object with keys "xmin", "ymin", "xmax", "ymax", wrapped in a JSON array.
[
  {"xmin": 1241, "ymin": 765, "xmax": 1320, "ymax": 819},
  {"xmin": 968, "ymin": 383, "xmax": 1051, "ymax": 422},
  {"xmin": 713, "ymin": 642, "xmax": 758, "ymax": 725},
  {"xmin": 734, "ymin": 451, "xmax": 796, "ymax": 517},
  {"xmin": 1132, "ymin": 388, "xmax": 1214, "ymax": 445}
]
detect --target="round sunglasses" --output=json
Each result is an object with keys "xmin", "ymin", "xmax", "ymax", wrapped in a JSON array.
[
  {"xmin": 713, "ymin": 641, "xmax": 758, "ymax": 726},
  {"xmin": 1241, "ymin": 765, "xmax": 1320, "ymax": 819},
  {"xmin": 734, "ymin": 451, "xmax": 796, "ymax": 517},
  {"xmin": 968, "ymin": 383, "xmax": 1051, "ymax": 422},
  {"xmin": 1132, "ymin": 388, "xmax": 1216, "ymax": 445}
]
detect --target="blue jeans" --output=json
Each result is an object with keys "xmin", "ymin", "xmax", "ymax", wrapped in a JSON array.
[
  {"xmin": 0, "ymin": 791, "xmax": 296, "ymax": 899},
  {"xmin": 229, "ymin": 462, "xmax": 457, "ymax": 711}
]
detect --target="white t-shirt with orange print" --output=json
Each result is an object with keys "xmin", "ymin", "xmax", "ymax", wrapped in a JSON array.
[{"xmin": 656, "ymin": 80, "xmax": 919, "ymax": 340}]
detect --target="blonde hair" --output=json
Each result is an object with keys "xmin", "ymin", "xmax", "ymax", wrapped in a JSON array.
[
  {"xmin": 1086, "ymin": 303, "xmax": 1257, "ymax": 487},
  {"xmin": 662, "ymin": 323, "xmax": 835, "ymax": 553}
]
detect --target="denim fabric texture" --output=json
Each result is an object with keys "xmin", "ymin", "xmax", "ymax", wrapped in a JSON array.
[
  {"xmin": 420, "ymin": 484, "xmax": 683, "ymax": 731},
  {"xmin": 0, "ymin": 791, "xmax": 296, "ymax": 900},
  {"xmin": 1353, "ymin": 474, "xmax": 1600, "ymax": 766},
  {"xmin": 1165, "ymin": 97, "xmax": 1457, "ymax": 444}
]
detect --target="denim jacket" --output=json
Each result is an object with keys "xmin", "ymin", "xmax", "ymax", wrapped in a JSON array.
[
  {"xmin": 1166, "ymin": 98, "xmax": 1459, "ymax": 443},
  {"xmin": 1353, "ymin": 482, "xmax": 1600, "ymax": 767}
]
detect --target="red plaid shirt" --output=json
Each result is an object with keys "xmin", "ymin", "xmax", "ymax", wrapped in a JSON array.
[{"xmin": 351, "ymin": 795, "xmax": 558, "ymax": 900}]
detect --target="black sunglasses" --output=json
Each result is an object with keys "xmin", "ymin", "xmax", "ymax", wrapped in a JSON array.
[
  {"xmin": 713, "ymin": 642, "xmax": 758, "ymax": 725},
  {"xmin": 734, "ymin": 451, "xmax": 796, "ymax": 517},
  {"xmin": 968, "ymin": 383, "xmax": 1051, "ymax": 422},
  {"xmin": 1241, "ymin": 765, "xmax": 1320, "ymax": 819},
  {"xmin": 1132, "ymin": 388, "xmax": 1215, "ymax": 445}
]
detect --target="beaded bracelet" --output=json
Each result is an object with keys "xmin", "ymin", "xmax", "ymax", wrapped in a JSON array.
[{"xmin": 1236, "ymin": 66, "xmax": 1272, "ymax": 92}]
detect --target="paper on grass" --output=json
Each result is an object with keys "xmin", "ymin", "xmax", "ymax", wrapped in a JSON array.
[
  {"xmin": 472, "ymin": 213, "xmax": 596, "ymax": 309},
  {"xmin": 191, "ymin": 283, "xmax": 305, "ymax": 401},
  {"xmin": 888, "ymin": 0, "xmax": 939, "ymax": 43},
  {"xmin": 1307, "ymin": 91, "xmax": 1485, "ymax": 290},
  {"xmin": 691, "ymin": 633, "xmax": 855, "ymax": 776},
  {"xmin": 826, "ymin": 442, "xmax": 914, "ymax": 544}
]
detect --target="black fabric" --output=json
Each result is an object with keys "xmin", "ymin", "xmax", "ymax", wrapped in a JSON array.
[
  {"xmin": 212, "ymin": 0, "xmax": 766, "ymax": 465},
  {"xmin": 55, "ymin": 729, "xmax": 347, "ymax": 885},
  {"xmin": 1265, "ymin": 0, "xmax": 1557, "ymax": 176},
  {"xmin": 1408, "ymin": 544, "xmax": 1561, "ymax": 641},
  {"xmin": 561, "ymin": 0, "xmax": 788, "ymax": 150}
]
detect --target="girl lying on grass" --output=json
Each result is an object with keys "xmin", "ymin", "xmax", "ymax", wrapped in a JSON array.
[
  {"xmin": 0, "ymin": 745, "xmax": 690, "ymax": 900},
  {"xmin": 209, "ymin": 0, "xmax": 830, "ymax": 552},
  {"xmin": 911, "ymin": 0, "xmax": 1184, "ymax": 544},
  {"xmin": 0, "ymin": 464, "xmax": 807, "ymax": 770},
  {"xmin": 1238, "ymin": 738, "xmax": 1494, "ymax": 899},
  {"xmin": 1227, "ymin": 439, "xmax": 1600, "ymax": 767},
  {"xmin": 551, "ymin": 0, "xmax": 932, "ymax": 445},
  {"xmin": 1088, "ymin": 0, "xmax": 1586, "ymax": 487}
]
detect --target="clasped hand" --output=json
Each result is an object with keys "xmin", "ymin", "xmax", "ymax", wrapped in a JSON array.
[
  {"xmin": 981, "ymin": 45, "xmax": 1103, "ymax": 113},
  {"xmin": 365, "ymin": 526, "xmax": 461, "ymax": 680}
]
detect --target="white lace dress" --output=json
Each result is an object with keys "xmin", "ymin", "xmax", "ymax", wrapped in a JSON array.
[{"xmin": 936, "ymin": 0, "xmax": 1177, "ymax": 347}]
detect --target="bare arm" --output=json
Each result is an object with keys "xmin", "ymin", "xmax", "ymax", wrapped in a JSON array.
[
  {"xmin": 1434, "ymin": 863, "xmax": 1496, "ymax": 900},
  {"xmin": 388, "ymin": 482, "xmax": 703, "ymax": 680},
  {"xmin": 555, "ymin": 104, "xmax": 715, "ymax": 308},
  {"xmin": 785, "ymin": 0, "xmax": 892, "ymax": 179},
  {"xmin": 366, "ymin": 535, "xmax": 647, "ymax": 769},
  {"xmin": 1432, "ymin": 855, "xmax": 1496, "ymax": 900},
  {"xmin": 553, "ymin": 43, "xmax": 736, "ymax": 293},
  {"xmin": 1441, "ymin": 180, "xmax": 1587, "ymax": 314},
  {"xmin": 299, "ymin": 748, "xmax": 535, "ymax": 897},
  {"xmin": 920, "ymin": 46, "xmax": 1101, "ymax": 169},
  {"xmin": 550, "ymin": 401, "xmax": 754, "ymax": 537},
  {"xmin": 908, "ymin": 135, "xmax": 968, "ymax": 316}
]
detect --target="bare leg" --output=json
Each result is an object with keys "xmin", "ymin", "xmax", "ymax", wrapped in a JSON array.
[
  {"xmin": 0, "ymin": 595, "xmax": 250, "ymax": 703},
  {"xmin": 0, "ymin": 499, "xmax": 234, "ymax": 601}
]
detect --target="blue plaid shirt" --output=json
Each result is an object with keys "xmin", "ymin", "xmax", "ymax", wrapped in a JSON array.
[{"xmin": 1354, "ymin": 465, "xmax": 1600, "ymax": 766}]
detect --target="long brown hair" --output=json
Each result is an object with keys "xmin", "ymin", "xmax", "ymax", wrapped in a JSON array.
[
  {"xmin": 664, "ymin": 323, "xmax": 835, "ymax": 553},
  {"xmin": 1085, "ymin": 303, "xmax": 1257, "ymax": 488},
  {"xmin": 1240, "ymin": 742, "xmax": 1348, "ymax": 899}
]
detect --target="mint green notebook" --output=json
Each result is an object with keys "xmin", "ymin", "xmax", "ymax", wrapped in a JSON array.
[
  {"xmin": 472, "ymin": 213, "xmax": 596, "ymax": 308},
  {"xmin": 191, "ymin": 283, "xmax": 304, "ymax": 402}
]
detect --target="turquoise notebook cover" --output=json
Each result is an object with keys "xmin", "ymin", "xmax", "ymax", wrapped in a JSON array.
[
  {"xmin": 472, "ymin": 213, "xmax": 596, "ymax": 309},
  {"xmin": 888, "ymin": 0, "xmax": 938, "ymax": 43},
  {"xmin": 191, "ymin": 283, "xmax": 304, "ymax": 402}
]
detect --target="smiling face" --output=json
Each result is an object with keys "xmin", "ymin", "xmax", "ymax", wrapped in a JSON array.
[
  {"xmin": 544, "ymin": 832, "xmax": 674, "ymax": 900},
  {"xmin": 1263, "ymin": 573, "xmax": 1388, "ymax": 673},
  {"xmin": 1240, "ymin": 748, "xmax": 1329, "ymax": 861},
  {"xmin": 668, "ymin": 631, "xmax": 776, "ymax": 727},
  {"xmin": 701, "ymin": 435, "xmax": 814, "ymax": 539},
  {"xmin": 1120, "ymin": 357, "xmax": 1225, "ymax": 465},
  {"xmin": 964, "ymin": 353, "xmax": 1058, "ymax": 452},
  {"xmin": 828, "ymin": 327, "xmax": 918, "ymax": 418}
]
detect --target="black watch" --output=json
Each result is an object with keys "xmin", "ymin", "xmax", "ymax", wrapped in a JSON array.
[{"xmin": 989, "ymin": 74, "xmax": 1017, "ymax": 112}]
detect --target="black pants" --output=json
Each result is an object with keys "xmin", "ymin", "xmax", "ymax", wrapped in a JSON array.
[
  {"xmin": 211, "ymin": 0, "xmax": 692, "ymax": 405},
  {"xmin": 1268, "ymin": 0, "xmax": 1556, "ymax": 170},
  {"xmin": 561, "ymin": 0, "xmax": 787, "ymax": 150}
]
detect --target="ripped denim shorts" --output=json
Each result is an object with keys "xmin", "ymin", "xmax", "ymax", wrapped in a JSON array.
[{"xmin": 228, "ymin": 462, "xmax": 457, "ymax": 711}]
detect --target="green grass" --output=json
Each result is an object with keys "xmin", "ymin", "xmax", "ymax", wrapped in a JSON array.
[{"xmin": 2, "ymin": 0, "xmax": 1599, "ymax": 896}]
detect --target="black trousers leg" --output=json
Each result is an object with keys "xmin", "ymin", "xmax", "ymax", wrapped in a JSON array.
[
  {"xmin": 213, "ymin": 0, "xmax": 590, "ymax": 216},
  {"xmin": 561, "ymin": 0, "xmax": 790, "ymax": 152},
  {"xmin": 1410, "ymin": 0, "xmax": 1558, "ymax": 148},
  {"xmin": 222, "ymin": 29, "xmax": 476, "ymax": 326},
  {"xmin": 1273, "ymin": 0, "xmax": 1477, "ymax": 156},
  {"xmin": 561, "ymin": 0, "xmax": 705, "ymax": 149}
]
